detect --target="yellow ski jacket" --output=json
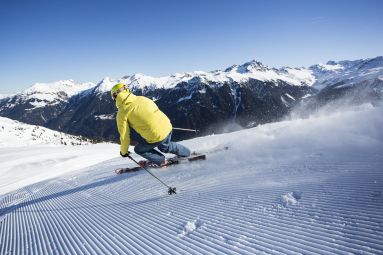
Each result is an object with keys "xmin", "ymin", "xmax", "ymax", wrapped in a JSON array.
[{"xmin": 115, "ymin": 90, "xmax": 172, "ymax": 154}]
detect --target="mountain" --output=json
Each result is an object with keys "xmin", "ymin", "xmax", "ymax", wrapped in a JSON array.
[
  {"xmin": 297, "ymin": 57, "xmax": 383, "ymax": 112},
  {"xmin": 309, "ymin": 56, "xmax": 383, "ymax": 90},
  {"xmin": 0, "ymin": 80, "xmax": 94, "ymax": 127},
  {"xmin": 45, "ymin": 60, "xmax": 316, "ymax": 142},
  {"xmin": 0, "ymin": 94, "xmax": 14, "ymax": 100},
  {"xmin": 1, "ymin": 104, "xmax": 382, "ymax": 254},
  {"xmin": 0, "ymin": 116, "xmax": 92, "ymax": 146},
  {"xmin": 0, "ymin": 57, "xmax": 382, "ymax": 142}
]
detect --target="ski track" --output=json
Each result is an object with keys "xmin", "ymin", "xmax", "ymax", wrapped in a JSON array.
[{"xmin": 1, "ymin": 148, "xmax": 383, "ymax": 254}]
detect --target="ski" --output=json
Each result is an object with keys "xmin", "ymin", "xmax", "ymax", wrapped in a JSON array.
[{"xmin": 115, "ymin": 154, "xmax": 206, "ymax": 175}]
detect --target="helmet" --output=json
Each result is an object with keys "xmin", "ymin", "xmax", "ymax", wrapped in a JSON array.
[{"xmin": 111, "ymin": 83, "xmax": 128, "ymax": 101}]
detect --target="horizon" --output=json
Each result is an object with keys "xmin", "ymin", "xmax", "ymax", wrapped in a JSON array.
[
  {"xmin": 1, "ymin": 55, "xmax": 382, "ymax": 95},
  {"xmin": 1, "ymin": 0, "xmax": 383, "ymax": 93}
]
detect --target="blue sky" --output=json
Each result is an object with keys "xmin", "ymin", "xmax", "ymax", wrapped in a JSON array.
[{"xmin": 1, "ymin": 0, "xmax": 382, "ymax": 93}]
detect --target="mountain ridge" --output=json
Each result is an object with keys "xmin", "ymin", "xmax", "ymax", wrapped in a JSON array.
[
  {"xmin": 0, "ymin": 56, "xmax": 382, "ymax": 143},
  {"xmin": 2, "ymin": 56, "xmax": 382, "ymax": 101}
]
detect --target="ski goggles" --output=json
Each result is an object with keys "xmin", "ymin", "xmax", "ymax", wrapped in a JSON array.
[{"xmin": 111, "ymin": 85, "xmax": 128, "ymax": 101}]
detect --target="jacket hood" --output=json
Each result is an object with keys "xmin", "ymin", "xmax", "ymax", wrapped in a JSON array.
[{"xmin": 115, "ymin": 90, "xmax": 137, "ymax": 108}]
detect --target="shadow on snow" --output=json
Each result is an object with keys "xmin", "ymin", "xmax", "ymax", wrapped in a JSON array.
[{"xmin": 0, "ymin": 172, "xmax": 160, "ymax": 217}]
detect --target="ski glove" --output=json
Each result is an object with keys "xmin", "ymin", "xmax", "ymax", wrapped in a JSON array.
[{"xmin": 120, "ymin": 151, "xmax": 131, "ymax": 158}]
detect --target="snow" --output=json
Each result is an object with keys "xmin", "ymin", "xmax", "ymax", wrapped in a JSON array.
[
  {"xmin": 7, "ymin": 57, "xmax": 382, "ymax": 103},
  {"xmin": 310, "ymin": 57, "xmax": 383, "ymax": 90},
  {"xmin": 0, "ymin": 144, "xmax": 117, "ymax": 196},
  {"xmin": 0, "ymin": 94, "xmax": 14, "ymax": 100},
  {"xmin": 94, "ymin": 73, "xmax": 197, "ymax": 93},
  {"xmin": 92, "ymin": 60, "xmax": 316, "ymax": 94},
  {"xmin": 94, "ymin": 114, "xmax": 115, "ymax": 120},
  {"xmin": 93, "ymin": 57, "xmax": 381, "ymax": 92},
  {"xmin": 279, "ymin": 192, "xmax": 302, "ymax": 207},
  {"xmin": 179, "ymin": 218, "xmax": 203, "ymax": 238},
  {"xmin": 317, "ymin": 63, "xmax": 344, "ymax": 71},
  {"xmin": 16, "ymin": 80, "xmax": 95, "ymax": 108},
  {"xmin": 24, "ymin": 80, "xmax": 95, "ymax": 97},
  {"xmin": 125, "ymin": 73, "xmax": 195, "ymax": 89},
  {"xmin": 283, "ymin": 67, "xmax": 316, "ymax": 86},
  {"xmin": 281, "ymin": 95, "xmax": 292, "ymax": 106},
  {"xmin": 284, "ymin": 93, "xmax": 296, "ymax": 100},
  {"xmin": 0, "ymin": 117, "xmax": 90, "ymax": 147},
  {"xmin": 0, "ymin": 117, "xmax": 114, "ymax": 195},
  {"xmin": 176, "ymin": 94, "xmax": 193, "ymax": 103},
  {"xmin": 93, "ymin": 76, "xmax": 116, "ymax": 94},
  {"xmin": 1, "ymin": 103, "xmax": 383, "ymax": 254},
  {"xmin": 190, "ymin": 62, "xmax": 314, "ymax": 87},
  {"xmin": 28, "ymin": 100, "xmax": 51, "ymax": 108},
  {"xmin": 280, "ymin": 93, "xmax": 296, "ymax": 107}
]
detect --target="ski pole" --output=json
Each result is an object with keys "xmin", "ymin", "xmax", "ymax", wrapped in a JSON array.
[
  {"xmin": 172, "ymin": 127, "xmax": 200, "ymax": 133},
  {"xmin": 127, "ymin": 155, "xmax": 177, "ymax": 195}
]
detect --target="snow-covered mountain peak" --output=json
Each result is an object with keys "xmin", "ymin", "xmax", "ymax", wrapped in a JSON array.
[
  {"xmin": 309, "ymin": 56, "xmax": 383, "ymax": 89},
  {"xmin": 356, "ymin": 56, "xmax": 383, "ymax": 70},
  {"xmin": 5, "ymin": 56, "xmax": 383, "ymax": 105},
  {"xmin": 23, "ymin": 79, "xmax": 94, "ymax": 96},
  {"xmin": 219, "ymin": 60, "xmax": 313, "ymax": 86},
  {"xmin": 224, "ymin": 60, "xmax": 267, "ymax": 74},
  {"xmin": 241, "ymin": 59, "xmax": 268, "ymax": 72},
  {"xmin": 93, "ymin": 76, "xmax": 117, "ymax": 94},
  {"xmin": 93, "ymin": 73, "xmax": 195, "ymax": 94},
  {"xmin": 119, "ymin": 72, "xmax": 196, "ymax": 90},
  {"xmin": 311, "ymin": 56, "xmax": 383, "ymax": 74},
  {"xmin": 14, "ymin": 79, "xmax": 95, "ymax": 109},
  {"xmin": 101, "ymin": 56, "xmax": 381, "ymax": 90},
  {"xmin": 224, "ymin": 64, "xmax": 239, "ymax": 72},
  {"xmin": 125, "ymin": 73, "xmax": 161, "ymax": 88},
  {"xmin": 0, "ymin": 93, "xmax": 15, "ymax": 100}
]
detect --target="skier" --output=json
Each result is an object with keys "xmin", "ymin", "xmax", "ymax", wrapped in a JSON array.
[{"xmin": 111, "ymin": 83, "xmax": 191, "ymax": 167}]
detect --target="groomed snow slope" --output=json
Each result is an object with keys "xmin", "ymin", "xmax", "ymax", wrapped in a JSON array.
[
  {"xmin": 0, "ymin": 144, "xmax": 118, "ymax": 196},
  {"xmin": 1, "ymin": 104, "xmax": 383, "ymax": 254},
  {"xmin": 0, "ymin": 117, "xmax": 119, "ymax": 195}
]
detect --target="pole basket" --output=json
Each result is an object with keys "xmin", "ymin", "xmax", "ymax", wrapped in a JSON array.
[{"xmin": 168, "ymin": 187, "xmax": 177, "ymax": 195}]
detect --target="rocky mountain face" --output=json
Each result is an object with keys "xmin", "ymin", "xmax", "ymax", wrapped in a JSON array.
[
  {"xmin": 299, "ymin": 78, "xmax": 383, "ymax": 115},
  {"xmin": 0, "ymin": 80, "xmax": 94, "ymax": 127},
  {"xmin": 155, "ymin": 78, "xmax": 314, "ymax": 140},
  {"xmin": 301, "ymin": 57, "xmax": 383, "ymax": 111},
  {"xmin": 309, "ymin": 56, "xmax": 383, "ymax": 90},
  {"xmin": 0, "ymin": 57, "xmax": 382, "ymax": 143}
]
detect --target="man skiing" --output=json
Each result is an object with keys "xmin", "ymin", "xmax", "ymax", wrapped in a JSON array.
[{"xmin": 111, "ymin": 83, "xmax": 191, "ymax": 167}]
